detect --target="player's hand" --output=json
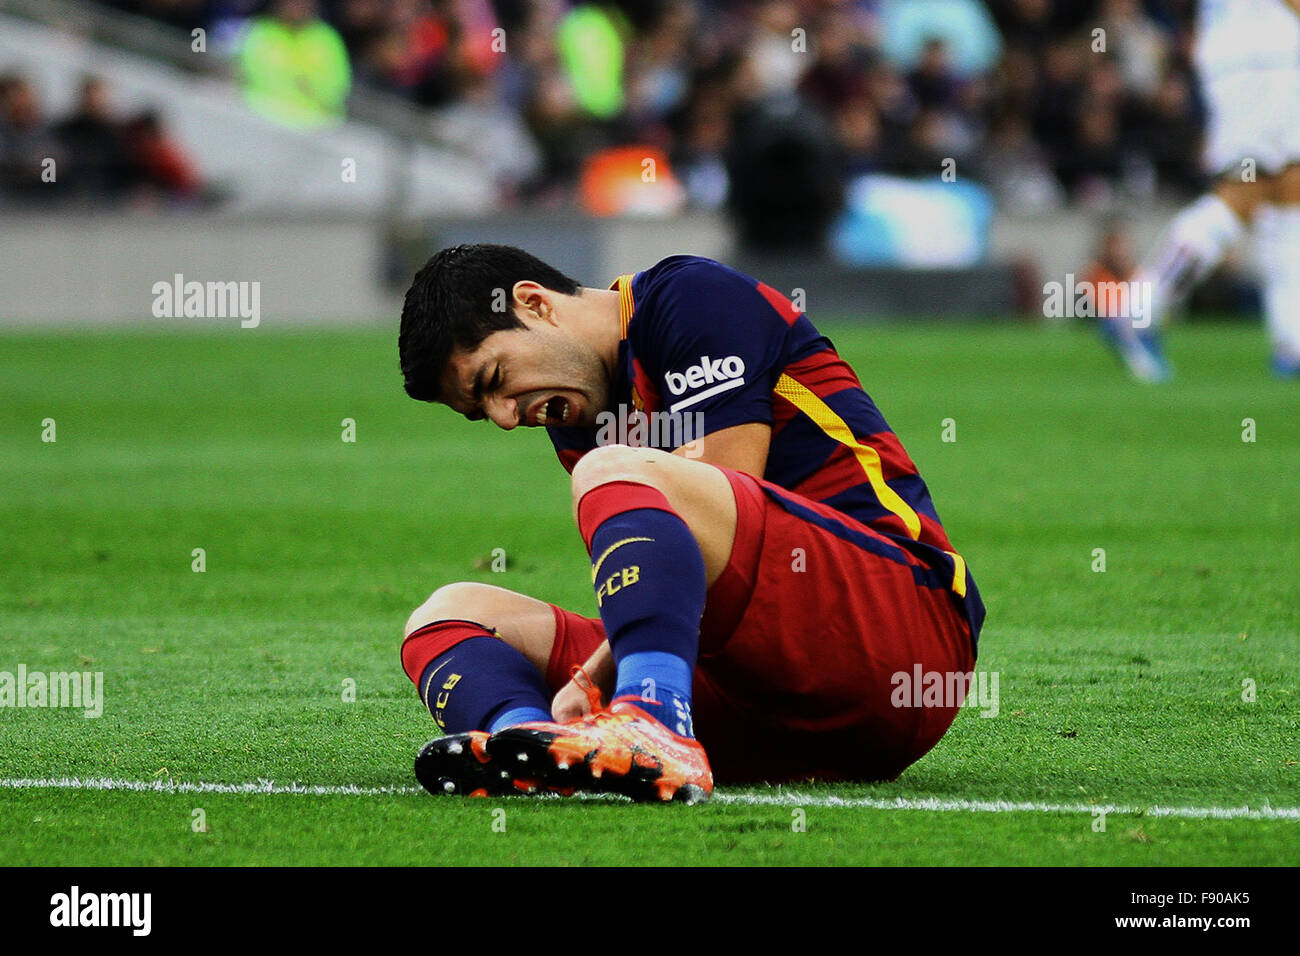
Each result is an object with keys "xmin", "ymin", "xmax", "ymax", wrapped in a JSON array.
[
  {"xmin": 551, "ymin": 641, "xmax": 615, "ymax": 721},
  {"xmin": 551, "ymin": 677, "xmax": 594, "ymax": 722}
]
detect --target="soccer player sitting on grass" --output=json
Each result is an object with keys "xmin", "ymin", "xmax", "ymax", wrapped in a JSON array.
[{"xmin": 397, "ymin": 244, "xmax": 985, "ymax": 802}]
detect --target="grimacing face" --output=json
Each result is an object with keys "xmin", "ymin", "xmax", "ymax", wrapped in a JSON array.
[{"xmin": 439, "ymin": 315, "xmax": 610, "ymax": 430}]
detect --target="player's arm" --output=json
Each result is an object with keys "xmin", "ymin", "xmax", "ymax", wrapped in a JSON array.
[
  {"xmin": 637, "ymin": 258, "xmax": 791, "ymax": 472},
  {"xmin": 672, "ymin": 421, "xmax": 770, "ymax": 476}
]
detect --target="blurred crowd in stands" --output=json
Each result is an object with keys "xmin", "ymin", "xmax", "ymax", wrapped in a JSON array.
[
  {"xmin": 3, "ymin": 0, "xmax": 1209, "ymax": 220},
  {"xmin": 0, "ymin": 73, "xmax": 203, "ymax": 207}
]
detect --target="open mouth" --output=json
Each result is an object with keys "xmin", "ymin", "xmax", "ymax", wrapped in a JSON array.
[{"xmin": 532, "ymin": 395, "xmax": 572, "ymax": 427}]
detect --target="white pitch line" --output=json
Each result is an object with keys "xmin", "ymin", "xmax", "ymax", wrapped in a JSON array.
[
  {"xmin": 1, "ymin": 777, "xmax": 1296, "ymax": 820},
  {"xmin": 711, "ymin": 792, "xmax": 1300, "ymax": 820},
  {"xmin": 0, "ymin": 777, "xmax": 423, "ymax": 797}
]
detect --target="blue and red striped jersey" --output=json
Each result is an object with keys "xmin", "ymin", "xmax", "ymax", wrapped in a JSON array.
[{"xmin": 547, "ymin": 255, "xmax": 983, "ymax": 642}]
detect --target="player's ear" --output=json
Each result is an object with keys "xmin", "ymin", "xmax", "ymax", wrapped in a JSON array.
[{"xmin": 512, "ymin": 281, "xmax": 558, "ymax": 326}]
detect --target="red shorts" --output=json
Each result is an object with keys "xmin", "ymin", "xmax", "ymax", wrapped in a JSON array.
[{"xmin": 548, "ymin": 468, "xmax": 975, "ymax": 784}]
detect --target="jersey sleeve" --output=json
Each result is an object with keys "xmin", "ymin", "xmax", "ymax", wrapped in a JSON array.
[
  {"xmin": 631, "ymin": 257, "xmax": 794, "ymax": 436},
  {"xmin": 547, "ymin": 425, "xmax": 597, "ymax": 473}
]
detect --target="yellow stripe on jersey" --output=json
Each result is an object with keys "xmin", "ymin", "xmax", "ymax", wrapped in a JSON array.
[
  {"xmin": 945, "ymin": 550, "xmax": 968, "ymax": 599},
  {"xmin": 774, "ymin": 374, "xmax": 922, "ymax": 539},
  {"xmin": 610, "ymin": 274, "xmax": 636, "ymax": 339},
  {"xmin": 773, "ymin": 373, "xmax": 970, "ymax": 596}
]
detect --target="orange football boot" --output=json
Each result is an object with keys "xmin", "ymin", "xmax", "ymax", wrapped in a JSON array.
[
  {"xmin": 414, "ymin": 730, "xmax": 544, "ymax": 798},
  {"xmin": 487, "ymin": 693, "xmax": 714, "ymax": 804}
]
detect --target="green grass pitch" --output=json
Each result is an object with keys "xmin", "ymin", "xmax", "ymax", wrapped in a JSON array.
[{"xmin": 0, "ymin": 320, "xmax": 1296, "ymax": 866}]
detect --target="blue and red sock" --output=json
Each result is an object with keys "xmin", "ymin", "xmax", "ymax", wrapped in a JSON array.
[
  {"xmin": 401, "ymin": 621, "xmax": 550, "ymax": 734},
  {"xmin": 577, "ymin": 481, "xmax": 706, "ymax": 737}
]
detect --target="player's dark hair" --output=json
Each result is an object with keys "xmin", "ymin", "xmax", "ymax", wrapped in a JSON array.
[{"xmin": 399, "ymin": 244, "xmax": 581, "ymax": 403}]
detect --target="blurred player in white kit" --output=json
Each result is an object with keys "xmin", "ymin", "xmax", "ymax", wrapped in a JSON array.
[{"xmin": 1106, "ymin": 0, "xmax": 1300, "ymax": 380}]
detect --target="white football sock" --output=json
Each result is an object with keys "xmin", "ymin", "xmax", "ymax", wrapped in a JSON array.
[
  {"xmin": 1259, "ymin": 204, "xmax": 1300, "ymax": 361},
  {"xmin": 1135, "ymin": 193, "xmax": 1247, "ymax": 327}
]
